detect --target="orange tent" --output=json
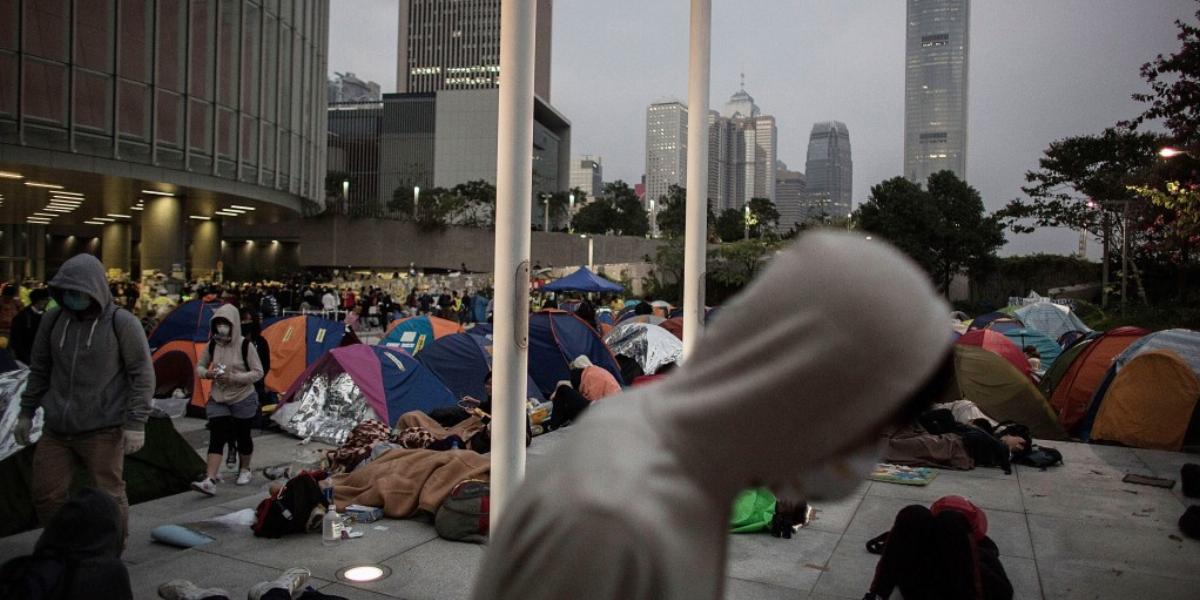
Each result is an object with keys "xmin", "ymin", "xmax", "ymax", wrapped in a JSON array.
[
  {"xmin": 151, "ymin": 340, "xmax": 213, "ymax": 415},
  {"xmin": 1090, "ymin": 349, "xmax": 1200, "ymax": 451},
  {"xmin": 1048, "ymin": 326, "xmax": 1148, "ymax": 431}
]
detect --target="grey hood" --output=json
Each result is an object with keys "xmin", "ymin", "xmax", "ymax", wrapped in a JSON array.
[
  {"xmin": 645, "ymin": 231, "xmax": 951, "ymax": 496},
  {"xmin": 49, "ymin": 253, "xmax": 114, "ymax": 312}
]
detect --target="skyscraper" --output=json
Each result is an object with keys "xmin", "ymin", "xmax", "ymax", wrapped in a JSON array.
[
  {"xmin": 644, "ymin": 101, "xmax": 688, "ymax": 209},
  {"xmin": 904, "ymin": 0, "xmax": 970, "ymax": 184},
  {"xmin": 804, "ymin": 121, "xmax": 853, "ymax": 221},
  {"xmin": 396, "ymin": 0, "xmax": 553, "ymax": 101},
  {"xmin": 706, "ymin": 86, "xmax": 777, "ymax": 212},
  {"xmin": 775, "ymin": 162, "xmax": 807, "ymax": 233},
  {"xmin": 328, "ymin": 72, "xmax": 383, "ymax": 103},
  {"xmin": 569, "ymin": 156, "xmax": 604, "ymax": 199}
]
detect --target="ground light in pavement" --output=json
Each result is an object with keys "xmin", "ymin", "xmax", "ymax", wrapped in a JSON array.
[{"xmin": 338, "ymin": 565, "xmax": 391, "ymax": 583}]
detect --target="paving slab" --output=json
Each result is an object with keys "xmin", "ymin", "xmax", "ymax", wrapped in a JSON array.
[
  {"xmin": 126, "ymin": 547, "xmax": 336, "ymax": 599},
  {"xmin": 724, "ymin": 527, "xmax": 840, "ymax": 592},
  {"xmin": 804, "ymin": 484, "xmax": 869, "ymax": 536},
  {"xmin": 1028, "ymin": 512, "xmax": 1200, "ymax": 582},
  {"xmin": 317, "ymin": 582, "xmax": 399, "ymax": 599},
  {"xmin": 1020, "ymin": 473, "xmax": 1185, "ymax": 530},
  {"xmin": 865, "ymin": 467, "xmax": 1025, "ymax": 512},
  {"xmin": 1004, "ymin": 556, "xmax": 1043, "ymax": 600},
  {"xmin": 360, "ymin": 537, "xmax": 486, "ymax": 600},
  {"xmin": 1038, "ymin": 564, "xmax": 1200, "ymax": 600},
  {"xmin": 724, "ymin": 576, "xmax": 808, "ymax": 600},
  {"xmin": 809, "ymin": 536, "xmax": 879, "ymax": 598}
]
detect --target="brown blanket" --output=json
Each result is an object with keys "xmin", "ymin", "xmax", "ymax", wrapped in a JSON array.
[
  {"xmin": 883, "ymin": 424, "xmax": 974, "ymax": 470},
  {"xmin": 332, "ymin": 447, "xmax": 489, "ymax": 517},
  {"xmin": 395, "ymin": 410, "xmax": 488, "ymax": 443}
]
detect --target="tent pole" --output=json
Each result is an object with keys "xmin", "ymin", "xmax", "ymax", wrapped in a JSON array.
[
  {"xmin": 490, "ymin": 0, "xmax": 535, "ymax": 526},
  {"xmin": 682, "ymin": 0, "xmax": 711, "ymax": 360}
]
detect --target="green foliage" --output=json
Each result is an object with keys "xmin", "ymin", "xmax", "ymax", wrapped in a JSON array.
[
  {"xmin": 573, "ymin": 199, "xmax": 620, "ymax": 234},
  {"xmin": 709, "ymin": 239, "xmax": 780, "ymax": 288},
  {"xmin": 573, "ymin": 181, "xmax": 649, "ymax": 236},
  {"xmin": 714, "ymin": 208, "xmax": 744, "ymax": 242},
  {"xmin": 747, "ymin": 198, "xmax": 780, "ymax": 237},
  {"xmin": 640, "ymin": 240, "xmax": 685, "ymax": 302},
  {"xmin": 1124, "ymin": 2, "xmax": 1200, "ymax": 148},
  {"xmin": 856, "ymin": 171, "xmax": 1006, "ymax": 294},
  {"xmin": 655, "ymin": 185, "xmax": 717, "ymax": 239}
]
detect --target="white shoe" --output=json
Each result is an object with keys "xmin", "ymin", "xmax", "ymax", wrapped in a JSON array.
[
  {"xmin": 236, "ymin": 469, "xmax": 252, "ymax": 485},
  {"xmin": 159, "ymin": 579, "xmax": 230, "ymax": 600},
  {"xmin": 247, "ymin": 567, "xmax": 311, "ymax": 600},
  {"xmin": 191, "ymin": 478, "xmax": 217, "ymax": 497}
]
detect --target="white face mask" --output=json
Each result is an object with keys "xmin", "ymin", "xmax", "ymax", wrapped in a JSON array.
[{"xmin": 216, "ymin": 324, "xmax": 231, "ymax": 336}]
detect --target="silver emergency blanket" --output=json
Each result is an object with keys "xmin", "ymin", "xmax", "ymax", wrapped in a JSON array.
[
  {"xmin": 604, "ymin": 322, "xmax": 683, "ymax": 376},
  {"xmin": 279, "ymin": 373, "xmax": 377, "ymax": 446},
  {"xmin": 0, "ymin": 368, "xmax": 40, "ymax": 462}
]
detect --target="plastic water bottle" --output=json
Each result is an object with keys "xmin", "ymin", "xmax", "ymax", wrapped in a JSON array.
[{"xmin": 322, "ymin": 489, "xmax": 342, "ymax": 546}]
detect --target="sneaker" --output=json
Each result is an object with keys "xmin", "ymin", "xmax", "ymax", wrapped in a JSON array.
[
  {"xmin": 262, "ymin": 465, "xmax": 292, "ymax": 481},
  {"xmin": 158, "ymin": 579, "xmax": 230, "ymax": 600},
  {"xmin": 247, "ymin": 567, "xmax": 311, "ymax": 600},
  {"xmin": 236, "ymin": 469, "xmax": 252, "ymax": 485},
  {"xmin": 225, "ymin": 446, "xmax": 238, "ymax": 471},
  {"xmin": 190, "ymin": 478, "xmax": 217, "ymax": 497}
]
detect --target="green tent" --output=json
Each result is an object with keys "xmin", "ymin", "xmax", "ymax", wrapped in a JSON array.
[
  {"xmin": 0, "ymin": 414, "xmax": 204, "ymax": 537},
  {"xmin": 944, "ymin": 345, "xmax": 1067, "ymax": 440}
]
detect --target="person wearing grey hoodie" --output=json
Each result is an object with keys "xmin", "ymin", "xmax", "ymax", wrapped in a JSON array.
[
  {"xmin": 191, "ymin": 303, "xmax": 264, "ymax": 495},
  {"xmin": 13, "ymin": 254, "xmax": 154, "ymax": 547},
  {"xmin": 472, "ymin": 232, "xmax": 953, "ymax": 600}
]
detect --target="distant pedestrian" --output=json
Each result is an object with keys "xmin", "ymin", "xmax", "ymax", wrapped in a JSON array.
[
  {"xmin": 9, "ymin": 288, "xmax": 49, "ymax": 365},
  {"xmin": 0, "ymin": 283, "xmax": 23, "ymax": 339}
]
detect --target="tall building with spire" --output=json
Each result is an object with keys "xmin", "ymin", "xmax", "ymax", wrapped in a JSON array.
[
  {"xmin": 706, "ymin": 79, "xmax": 777, "ymax": 212},
  {"xmin": 904, "ymin": 0, "xmax": 970, "ymax": 184}
]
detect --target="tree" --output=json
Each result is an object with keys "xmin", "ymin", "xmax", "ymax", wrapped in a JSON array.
[
  {"xmin": 573, "ymin": 199, "xmax": 620, "ymax": 234},
  {"xmin": 714, "ymin": 208, "xmax": 744, "ymax": 243},
  {"xmin": 1124, "ymin": 2, "xmax": 1200, "ymax": 149},
  {"xmin": 655, "ymin": 185, "xmax": 717, "ymax": 239},
  {"xmin": 598, "ymin": 180, "xmax": 650, "ymax": 237},
  {"xmin": 856, "ymin": 171, "xmax": 1005, "ymax": 294},
  {"xmin": 709, "ymin": 239, "xmax": 778, "ymax": 288},
  {"xmin": 747, "ymin": 198, "xmax": 780, "ymax": 237}
]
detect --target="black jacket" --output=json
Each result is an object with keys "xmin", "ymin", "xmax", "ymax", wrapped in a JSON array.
[{"xmin": 8, "ymin": 305, "xmax": 43, "ymax": 365}]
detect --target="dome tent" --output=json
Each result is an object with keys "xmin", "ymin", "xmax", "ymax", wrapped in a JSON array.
[
  {"xmin": 261, "ymin": 314, "xmax": 360, "ymax": 394},
  {"xmin": 1047, "ymin": 326, "xmax": 1148, "ymax": 431},
  {"xmin": 1015, "ymin": 302, "xmax": 1091, "ymax": 342},
  {"xmin": 943, "ymin": 345, "xmax": 1066, "ymax": 441}
]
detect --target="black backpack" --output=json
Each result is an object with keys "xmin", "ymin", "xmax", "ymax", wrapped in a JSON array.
[
  {"xmin": 207, "ymin": 337, "xmax": 266, "ymax": 383},
  {"xmin": 252, "ymin": 473, "xmax": 328, "ymax": 538}
]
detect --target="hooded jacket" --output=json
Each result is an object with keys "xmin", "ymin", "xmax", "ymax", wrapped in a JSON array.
[
  {"xmin": 472, "ymin": 232, "xmax": 951, "ymax": 600},
  {"xmin": 196, "ymin": 303, "xmax": 263, "ymax": 405},
  {"xmin": 19, "ymin": 255, "xmax": 153, "ymax": 435}
]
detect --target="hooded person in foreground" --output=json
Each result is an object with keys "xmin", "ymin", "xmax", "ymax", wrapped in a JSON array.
[
  {"xmin": 471, "ymin": 232, "xmax": 952, "ymax": 600},
  {"xmin": 13, "ymin": 254, "xmax": 154, "ymax": 546}
]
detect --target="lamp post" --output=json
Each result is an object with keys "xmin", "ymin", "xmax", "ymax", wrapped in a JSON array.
[
  {"xmin": 1159, "ymin": 146, "xmax": 1188, "ymax": 158},
  {"xmin": 413, "ymin": 186, "xmax": 420, "ymax": 219},
  {"xmin": 681, "ymin": 0, "xmax": 711, "ymax": 360},
  {"xmin": 568, "ymin": 193, "xmax": 575, "ymax": 233},
  {"xmin": 580, "ymin": 234, "xmax": 594, "ymax": 270},
  {"xmin": 744, "ymin": 203, "xmax": 751, "ymax": 240},
  {"xmin": 846, "ymin": 212, "xmax": 852, "ymax": 231},
  {"xmin": 342, "ymin": 179, "xmax": 349, "ymax": 213},
  {"xmin": 649, "ymin": 198, "xmax": 657, "ymax": 238},
  {"xmin": 541, "ymin": 195, "xmax": 551, "ymax": 232}
]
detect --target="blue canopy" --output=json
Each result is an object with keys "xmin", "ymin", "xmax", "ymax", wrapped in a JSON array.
[{"xmin": 542, "ymin": 266, "xmax": 624, "ymax": 293}]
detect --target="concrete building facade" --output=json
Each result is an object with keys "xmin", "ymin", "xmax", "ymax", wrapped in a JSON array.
[
  {"xmin": 396, "ymin": 0, "xmax": 553, "ymax": 101},
  {"xmin": 0, "ymin": 0, "xmax": 329, "ymax": 279},
  {"xmin": 904, "ymin": 0, "xmax": 970, "ymax": 184},
  {"xmin": 643, "ymin": 100, "xmax": 688, "ymax": 209},
  {"xmin": 328, "ymin": 72, "xmax": 382, "ymax": 103},
  {"xmin": 569, "ymin": 156, "xmax": 603, "ymax": 199},
  {"xmin": 775, "ymin": 162, "xmax": 807, "ymax": 232}
]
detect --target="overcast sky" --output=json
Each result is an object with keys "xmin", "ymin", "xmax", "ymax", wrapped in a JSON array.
[{"xmin": 329, "ymin": 0, "xmax": 1195, "ymax": 256}]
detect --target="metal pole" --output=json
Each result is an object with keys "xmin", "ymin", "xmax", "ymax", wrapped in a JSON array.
[
  {"xmin": 413, "ymin": 186, "xmax": 420, "ymax": 219},
  {"xmin": 682, "ymin": 0, "xmax": 711, "ymax": 359},
  {"xmin": 588, "ymin": 237, "xmax": 594, "ymax": 270},
  {"xmin": 490, "ymin": 0, "xmax": 535, "ymax": 526},
  {"xmin": 1101, "ymin": 208, "xmax": 1110, "ymax": 309},
  {"xmin": 543, "ymin": 197, "xmax": 550, "ymax": 232},
  {"xmin": 744, "ymin": 203, "xmax": 750, "ymax": 240},
  {"xmin": 1121, "ymin": 200, "xmax": 1130, "ymax": 315}
]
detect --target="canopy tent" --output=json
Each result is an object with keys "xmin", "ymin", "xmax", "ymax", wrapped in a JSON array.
[
  {"xmin": 1015, "ymin": 302, "xmax": 1091, "ymax": 342},
  {"xmin": 603, "ymin": 322, "xmax": 683, "ymax": 376},
  {"xmin": 277, "ymin": 345, "xmax": 457, "ymax": 444},
  {"xmin": 943, "ymin": 345, "xmax": 1066, "ymax": 440},
  {"xmin": 541, "ymin": 266, "xmax": 624, "ymax": 293},
  {"xmin": 1047, "ymin": 326, "xmax": 1148, "ymax": 432},
  {"xmin": 1002, "ymin": 328, "xmax": 1062, "ymax": 372},
  {"xmin": 417, "ymin": 332, "xmax": 545, "ymax": 404},
  {"xmin": 1088, "ymin": 350, "xmax": 1200, "ymax": 451},
  {"xmin": 261, "ymin": 315, "xmax": 360, "ymax": 394},
  {"xmin": 380, "ymin": 315, "xmax": 465, "ymax": 355},
  {"xmin": 956, "ymin": 329, "xmax": 1031, "ymax": 379},
  {"xmin": 527, "ymin": 310, "xmax": 624, "ymax": 395},
  {"xmin": 1078, "ymin": 328, "xmax": 1200, "ymax": 440}
]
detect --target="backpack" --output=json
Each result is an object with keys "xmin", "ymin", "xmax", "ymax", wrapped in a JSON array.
[
  {"xmin": 1012, "ymin": 446, "xmax": 1063, "ymax": 470},
  {"xmin": 252, "ymin": 473, "xmax": 328, "ymax": 538},
  {"xmin": 207, "ymin": 337, "xmax": 263, "ymax": 382},
  {"xmin": 435, "ymin": 480, "xmax": 490, "ymax": 543}
]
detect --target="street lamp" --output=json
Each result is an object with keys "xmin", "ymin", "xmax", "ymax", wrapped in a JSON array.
[
  {"xmin": 580, "ymin": 234, "xmax": 594, "ymax": 270},
  {"xmin": 413, "ymin": 186, "xmax": 420, "ymax": 219},
  {"xmin": 649, "ymin": 198, "xmax": 657, "ymax": 238},
  {"xmin": 846, "ymin": 212, "xmax": 852, "ymax": 232},
  {"xmin": 744, "ymin": 203, "xmax": 751, "ymax": 240},
  {"xmin": 542, "ymin": 195, "xmax": 550, "ymax": 232},
  {"xmin": 568, "ymin": 193, "xmax": 576, "ymax": 233},
  {"xmin": 342, "ymin": 179, "xmax": 349, "ymax": 212},
  {"xmin": 1159, "ymin": 146, "xmax": 1188, "ymax": 159}
]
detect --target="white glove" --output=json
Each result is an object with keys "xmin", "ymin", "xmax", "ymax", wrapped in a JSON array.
[
  {"xmin": 13, "ymin": 415, "xmax": 33, "ymax": 446},
  {"xmin": 123, "ymin": 430, "xmax": 145, "ymax": 455}
]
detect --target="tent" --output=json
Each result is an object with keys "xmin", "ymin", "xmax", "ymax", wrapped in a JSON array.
[
  {"xmin": 1038, "ymin": 338, "xmax": 1092, "ymax": 399},
  {"xmin": 1058, "ymin": 330, "xmax": 1091, "ymax": 350},
  {"xmin": 1089, "ymin": 350, "xmax": 1200, "ymax": 451},
  {"xmin": 278, "ymin": 345, "xmax": 458, "ymax": 442},
  {"xmin": 956, "ymin": 329, "xmax": 1031, "ymax": 378},
  {"xmin": 1047, "ymin": 326, "xmax": 1148, "ymax": 431},
  {"xmin": 148, "ymin": 300, "xmax": 225, "ymax": 415},
  {"xmin": 986, "ymin": 318, "xmax": 1025, "ymax": 334},
  {"xmin": 260, "ymin": 315, "xmax": 360, "ymax": 394},
  {"xmin": 944, "ymin": 345, "xmax": 1066, "ymax": 440},
  {"xmin": 1079, "ymin": 329, "xmax": 1200, "ymax": 440},
  {"xmin": 527, "ymin": 310, "xmax": 624, "ymax": 395},
  {"xmin": 541, "ymin": 266, "xmax": 624, "ymax": 293},
  {"xmin": 968, "ymin": 311, "xmax": 1010, "ymax": 331},
  {"xmin": 615, "ymin": 313, "xmax": 666, "ymax": 326},
  {"xmin": 1002, "ymin": 328, "xmax": 1062, "ymax": 371},
  {"xmin": 380, "ymin": 315, "xmax": 465, "ymax": 355},
  {"xmin": 603, "ymin": 322, "xmax": 683, "ymax": 376},
  {"xmin": 1015, "ymin": 302, "xmax": 1091, "ymax": 342},
  {"xmin": 417, "ymin": 332, "xmax": 545, "ymax": 404},
  {"xmin": 660, "ymin": 317, "xmax": 684, "ymax": 340}
]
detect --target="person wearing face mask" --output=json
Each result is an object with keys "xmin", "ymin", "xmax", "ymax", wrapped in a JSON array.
[
  {"xmin": 13, "ymin": 254, "xmax": 154, "ymax": 550},
  {"xmin": 192, "ymin": 304, "xmax": 264, "ymax": 495},
  {"xmin": 471, "ymin": 232, "xmax": 953, "ymax": 600}
]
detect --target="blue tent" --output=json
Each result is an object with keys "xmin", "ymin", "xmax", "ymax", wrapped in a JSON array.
[
  {"xmin": 1015, "ymin": 303, "xmax": 1091, "ymax": 342},
  {"xmin": 418, "ymin": 332, "xmax": 545, "ymax": 403},
  {"xmin": 527, "ymin": 310, "xmax": 623, "ymax": 394},
  {"xmin": 541, "ymin": 267, "xmax": 624, "ymax": 293},
  {"xmin": 1002, "ymin": 328, "xmax": 1062, "ymax": 371},
  {"xmin": 147, "ymin": 300, "xmax": 223, "ymax": 351}
]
